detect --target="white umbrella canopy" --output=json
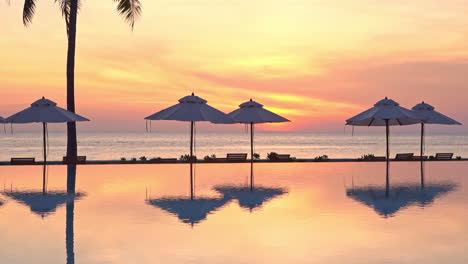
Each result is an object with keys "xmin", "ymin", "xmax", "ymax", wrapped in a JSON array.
[
  {"xmin": 145, "ymin": 93, "xmax": 234, "ymax": 158},
  {"xmin": 7, "ymin": 97, "xmax": 89, "ymax": 123},
  {"xmin": 346, "ymin": 97, "xmax": 420, "ymax": 126},
  {"xmin": 145, "ymin": 93, "xmax": 233, "ymax": 123},
  {"xmin": 412, "ymin": 102, "xmax": 461, "ymax": 125},
  {"xmin": 6, "ymin": 97, "xmax": 90, "ymax": 164},
  {"xmin": 229, "ymin": 99, "xmax": 290, "ymax": 124},
  {"xmin": 229, "ymin": 99, "xmax": 290, "ymax": 160},
  {"xmin": 412, "ymin": 102, "xmax": 462, "ymax": 162}
]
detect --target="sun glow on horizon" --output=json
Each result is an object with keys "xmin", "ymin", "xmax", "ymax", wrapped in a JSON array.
[{"xmin": 1, "ymin": 0, "xmax": 468, "ymax": 132}]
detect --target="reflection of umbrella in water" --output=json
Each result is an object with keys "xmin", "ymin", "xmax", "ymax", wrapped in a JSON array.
[
  {"xmin": 2, "ymin": 164, "xmax": 84, "ymax": 218},
  {"xmin": 346, "ymin": 183, "xmax": 456, "ymax": 218},
  {"xmin": 2, "ymin": 190, "xmax": 83, "ymax": 218},
  {"xmin": 214, "ymin": 163, "xmax": 287, "ymax": 211},
  {"xmin": 214, "ymin": 185, "xmax": 286, "ymax": 211},
  {"xmin": 148, "ymin": 196, "xmax": 230, "ymax": 225},
  {"xmin": 147, "ymin": 163, "xmax": 230, "ymax": 226}
]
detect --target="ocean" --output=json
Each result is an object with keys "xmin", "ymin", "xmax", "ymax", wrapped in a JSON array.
[{"xmin": 1, "ymin": 131, "xmax": 467, "ymax": 161}]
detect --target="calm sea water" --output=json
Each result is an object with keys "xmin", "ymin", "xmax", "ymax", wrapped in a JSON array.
[
  {"xmin": 1, "ymin": 131, "xmax": 468, "ymax": 161},
  {"xmin": 0, "ymin": 162, "xmax": 467, "ymax": 263}
]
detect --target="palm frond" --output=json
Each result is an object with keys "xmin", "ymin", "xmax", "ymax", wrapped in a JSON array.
[
  {"xmin": 22, "ymin": 0, "xmax": 36, "ymax": 26},
  {"xmin": 114, "ymin": 0, "xmax": 142, "ymax": 29},
  {"xmin": 55, "ymin": 0, "xmax": 71, "ymax": 35}
]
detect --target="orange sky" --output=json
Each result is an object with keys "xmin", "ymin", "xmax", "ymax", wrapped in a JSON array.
[{"xmin": 1, "ymin": 0, "xmax": 468, "ymax": 132}]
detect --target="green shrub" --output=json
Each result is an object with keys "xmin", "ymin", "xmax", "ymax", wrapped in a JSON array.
[
  {"xmin": 139, "ymin": 156, "xmax": 147, "ymax": 162},
  {"xmin": 120, "ymin": 157, "xmax": 126, "ymax": 161},
  {"xmin": 456, "ymin": 156, "xmax": 462, "ymax": 160},
  {"xmin": 429, "ymin": 155, "xmax": 435, "ymax": 160},
  {"xmin": 314, "ymin": 155, "xmax": 329, "ymax": 161},
  {"xmin": 359, "ymin": 154, "xmax": 375, "ymax": 161},
  {"xmin": 253, "ymin": 153, "xmax": 260, "ymax": 160},
  {"xmin": 130, "ymin": 157, "xmax": 137, "ymax": 162},
  {"xmin": 267, "ymin": 152, "xmax": 278, "ymax": 160},
  {"xmin": 204, "ymin": 154, "xmax": 216, "ymax": 161},
  {"xmin": 180, "ymin": 154, "xmax": 197, "ymax": 162}
]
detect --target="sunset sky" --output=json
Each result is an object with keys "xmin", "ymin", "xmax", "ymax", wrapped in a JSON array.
[{"xmin": 1, "ymin": 0, "xmax": 468, "ymax": 132}]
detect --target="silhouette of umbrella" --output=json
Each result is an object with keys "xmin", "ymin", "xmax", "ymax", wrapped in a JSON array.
[
  {"xmin": 213, "ymin": 163, "xmax": 287, "ymax": 211},
  {"xmin": 0, "ymin": 116, "xmax": 5, "ymax": 123},
  {"xmin": 146, "ymin": 163, "xmax": 230, "ymax": 226},
  {"xmin": 145, "ymin": 93, "xmax": 233, "ymax": 159},
  {"xmin": 346, "ymin": 97, "xmax": 420, "ymax": 161},
  {"xmin": 6, "ymin": 97, "xmax": 89, "ymax": 164},
  {"xmin": 229, "ymin": 99, "xmax": 289, "ymax": 160},
  {"xmin": 412, "ymin": 102, "xmax": 462, "ymax": 162},
  {"xmin": 346, "ymin": 183, "xmax": 456, "ymax": 218}
]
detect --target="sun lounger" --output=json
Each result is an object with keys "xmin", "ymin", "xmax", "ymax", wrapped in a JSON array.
[
  {"xmin": 435, "ymin": 153, "xmax": 453, "ymax": 160},
  {"xmin": 411, "ymin": 155, "xmax": 428, "ymax": 161},
  {"xmin": 226, "ymin": 153, "xmax": 248, "ymax": 162},
  {"xmin": 157, "ymin": 158, "xmax": 178, "ymax": 163},
  {"xmin": 276, "ymin": 154, "xmax": 291, "ymax": 161},
  {"xmin": 395, "ymin": 153, "xmax": 414, "ymax": 161},
  {"xmin": 11, "ymin": 158, "xmax": 36, "ymax": 165},
  {"xmin": 63, "ymin": 156, "xmax": 87, "ymax": 164}
]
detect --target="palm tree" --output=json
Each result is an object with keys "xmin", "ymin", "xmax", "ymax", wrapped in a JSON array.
[{"xmin": 21, "ymin": 0, "xmax": 142, "ymax": 157}]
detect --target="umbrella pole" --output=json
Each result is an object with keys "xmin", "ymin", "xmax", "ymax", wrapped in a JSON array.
[
  {"xmin": 250, "ymin": 122, "xmax": 254, "ymax": 161},
  {"xmin": 250, "ymin": 162, "xmax": 254, "ymax": 191},
  {"xmin": 420, "ymin": 123, "xmax": 425, "ymax": 189},
  {"xmin": 43, "ymin": 122, "xmax": 47, "ymax": 195},
  {"xmin": 190, "ymin": 163, "xmax": 194, "ymax": 200},
  {"xmin": 385, "ymin": 119, "xmax": 390, "ymax": 197},
  {"xmin": 43, "ymin": 122, "xmax": 47, "ymax": 165},
  {"xmin": 190, "ymin": 121, "xmax": 194, "ymax": 159}
]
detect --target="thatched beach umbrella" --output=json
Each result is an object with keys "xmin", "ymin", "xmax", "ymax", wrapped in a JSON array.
[
  {"xmin": 6, "ymin": 97, "xmax": 89, "ymax": 164},
  {"xmin": 145, "ymin": 93, "xmax": 233, "ymax": 159},
  {"xmin": 346, "ymin": 97, "xmax": 421, "ymax": 162},
  {"xmin": 412, "ymin": 102, "xmax": 462, "ymax": 161},
  {"xmin": 229, "ymin": 99, "xmax": 289, "ymax": 161}
]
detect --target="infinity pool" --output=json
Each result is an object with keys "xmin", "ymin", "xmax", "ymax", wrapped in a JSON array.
[{"xmin": 0, "ymin": 162, "xmax": 467, "ymax": 264}]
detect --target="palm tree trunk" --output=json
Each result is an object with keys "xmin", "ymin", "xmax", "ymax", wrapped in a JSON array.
[{"xmin": 66, "ymin": 0, "xmax": 79, "ymax": 157}]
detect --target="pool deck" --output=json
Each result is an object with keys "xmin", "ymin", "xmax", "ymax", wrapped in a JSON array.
[{"xmin": 0, "ymin": 158, "xmax": 467, "ymax": 166}]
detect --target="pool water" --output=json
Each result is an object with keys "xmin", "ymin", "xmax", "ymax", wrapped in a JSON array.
[{"xmin": 0, "ymin": 162, "xmax": 467, "ymax": 264}]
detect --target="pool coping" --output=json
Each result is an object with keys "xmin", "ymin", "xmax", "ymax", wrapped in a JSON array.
[{"xmin": 0, "ymin": 158, "xmax": 467, "ymax": 166}]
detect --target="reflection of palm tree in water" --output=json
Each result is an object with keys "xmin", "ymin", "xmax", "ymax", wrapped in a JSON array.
[{"xmin": 66, "ymin": 165, "xmax": 77, "ymax": 264}]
